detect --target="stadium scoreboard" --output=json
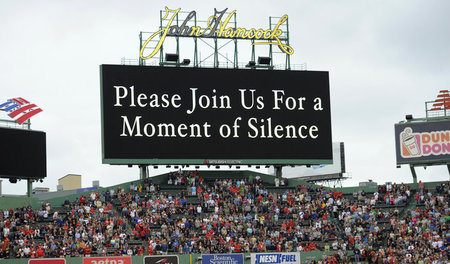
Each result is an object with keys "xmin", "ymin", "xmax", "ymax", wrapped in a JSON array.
[
  {"xmin": 0, "ymin": 127, "xmax": 46, "ymax": 179},
  {"xmin": 100, "ymin": 65, "xmax": 332, "ymax": 165}
]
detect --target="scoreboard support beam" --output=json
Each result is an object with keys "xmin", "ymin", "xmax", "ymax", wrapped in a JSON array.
[
  {"xmin": 27, "ymin": 179, "xmax": 32, "ymax": 197},
  {"xmin": 275, "ymin": 165, "xmax": 283, "ymax": 181},
  {"xmin": 409, "ymin": 165, "xmax": 417, "ymax": 184},
  {"xmin": 139, "ymin": 165, "xmax": 148, "ymax": 179},
  {"xmin": 408, "ymin": 164, "xmax": 449, "ymax": 186}
]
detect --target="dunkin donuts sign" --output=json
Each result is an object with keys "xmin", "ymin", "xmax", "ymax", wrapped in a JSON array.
[{"xmin": 395, "ymin": 120, "xmax": 450, "ymax": 165}]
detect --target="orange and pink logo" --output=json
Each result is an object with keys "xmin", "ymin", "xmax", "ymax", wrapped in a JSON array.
[{"xmin": 400, "ymin": 127, "xmax": 450, "ymax": 158}]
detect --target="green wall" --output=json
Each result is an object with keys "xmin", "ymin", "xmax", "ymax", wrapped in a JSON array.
[{"xmin": 0, "ymin": 251, "xmax": 346, "ymax": 264}]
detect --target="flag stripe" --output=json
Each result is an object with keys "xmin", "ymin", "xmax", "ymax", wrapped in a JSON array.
[
  {"xmin": 12, "ymin": 98, "xmax": 25, "ymax": 105},
  {"xmin": 5, "ymin": 103, "xmax": 20, "ymax": 111},
  {"xmin": 0, "ymin": 101, "xmax": 13, "ymax": 108},
  {"xmin": 8, "ymin": 104, "xmax": 37, "ymax": 118},
  {"xmin": 18, "ymin": 97, "xmax": 29, "ymax": 104},
  {"xmin": 16, "ymin": 108, "xmax": 42, "ymax": 124}
]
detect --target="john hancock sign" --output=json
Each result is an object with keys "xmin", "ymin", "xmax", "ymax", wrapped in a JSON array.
[{"xmin": 140, "ymin": 7, "xmax": 294, "ymax": 60}]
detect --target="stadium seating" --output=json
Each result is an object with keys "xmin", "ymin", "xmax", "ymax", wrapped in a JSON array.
[{"xmin": 0, "ymin": 171, "xmax": 448, "ymax": 263}]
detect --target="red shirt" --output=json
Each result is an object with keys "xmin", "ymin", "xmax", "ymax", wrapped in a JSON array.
[
  {"xmin": 276, "ymin": 244, "xmax": 282, "ymax": 252},
  {"xmin": 235, "ymin": 244, "xmax": 242, "ymax": 253}
]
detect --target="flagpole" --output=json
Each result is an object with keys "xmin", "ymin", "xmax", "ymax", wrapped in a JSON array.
[{"xmin": 27, "ymin": 118, "xmax": 32, "ymax": 197}]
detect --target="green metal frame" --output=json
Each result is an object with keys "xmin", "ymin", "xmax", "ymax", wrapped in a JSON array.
[
  {"xmin": 425, "ymin": 100, "xmax": 450, "ymax": 119},
  {"xmin": 139, "ymin": 9, "xmax": 291, "ymax": 69}
]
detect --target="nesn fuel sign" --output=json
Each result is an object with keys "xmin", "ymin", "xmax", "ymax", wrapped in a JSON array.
[{"xmin": 251, "ymin": 253, "xmax": 300, "ymax": 264}]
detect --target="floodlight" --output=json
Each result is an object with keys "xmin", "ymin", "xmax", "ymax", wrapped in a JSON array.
[
  {"xmin": 258, "ymin": 56, "xmax": 271, "ymax": 65},
  {"xmin": 165, "ymin": 53, "xmax": 179, "ymax": 62},
  {"xmin": 246, "ymin": 61, "xmax": 256, "ymax": 67}
]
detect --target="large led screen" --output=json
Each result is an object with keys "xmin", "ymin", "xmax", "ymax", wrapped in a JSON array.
[
  {"xmin": 100, "ymin": 65, "xmax": 332, "ymax": 165},
  {"xmin": 0, "ymin": 127, "xmax": 46, "ymax": 179}
]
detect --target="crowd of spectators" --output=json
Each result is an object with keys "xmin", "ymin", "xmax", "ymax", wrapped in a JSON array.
[
  {"xmin": 0, "ymin": 172, "xmax": 448, "ymax": 263},
  {"xmin": 0, "ymin": 189, "xmax": 146, "ymax": 259}
]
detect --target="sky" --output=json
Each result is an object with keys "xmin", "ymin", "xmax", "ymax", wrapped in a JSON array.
[{"xmin": 0, "ymin": 0, "xmax": 449, "ymax": 195}]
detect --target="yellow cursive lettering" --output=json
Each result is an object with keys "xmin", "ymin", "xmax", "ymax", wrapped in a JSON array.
[
  {"xmin": 140, "ymin": 7, "xmax": 180, "ymax": 60},
  {"xmin": 140, "ymin": 8, "xmax": 294, "ymax": 60},
  {"xmin": 216, "ymin": 10, "xmax": 236, "ymax": 37},
  {"xmin": 252, "ymin": 15, "xmax": 294, "ymax": 54}
]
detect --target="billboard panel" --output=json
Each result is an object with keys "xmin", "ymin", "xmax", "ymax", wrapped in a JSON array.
[
  {"xmin": 83, "ymin": 256, "xmax": 131, "ymax": 264},
  {"xmin": 144, "ymin": 255, "xmax": 179, "ymax": 264},
  {"xmin": 29, "ymin": 259, "xmax": 65, "ymax": 264},
  {"xmin": 101, "ymin": 65, "xmax": 332, "ymax": 165},
  {"xmin": 0, "ymin": 127, "xmax": 46, "ymax": 179},
  {"xmin": 250, "ymin": 253, "xmax": 300, "ymax": 264},
  {"xmin": 280, "ymin": 142, "xmax": 344, "ymax": 179},
  {"xmin": 202, "ymin": 254, "xmax": 244, "ymax": 264},
  {"xmin": 395, "ymin": 120, "xmax": 450, "ymax": 165}
]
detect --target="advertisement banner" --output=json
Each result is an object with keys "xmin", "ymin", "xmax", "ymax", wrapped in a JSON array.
[
  {"xmin": 29, "ymin": 259, "xmax": 66, "ymax": 264},
  {"xmin": 144, "ymin": 255, "xmax": 179, "ymax": 264},
  {"xmin": 250, "ymin": 252, "xmax": 300, "ymax": 264},
  {"xmin": 100, "ymin": 65, "xmax": 332, "ymax": 165},
  {"xmin": 202, "ymin": 254, "xmax": 244, "ymax": 264},
  {"xmin": 83, "ymin": 256, "xmax": 131, "ymax": 264},
  {"xmin": 395, "ymin": 120, "xmax": 450, "ymax": 165}
]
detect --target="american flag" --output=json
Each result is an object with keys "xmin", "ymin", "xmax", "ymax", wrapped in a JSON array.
[{"xmin": 0, "ymin": 97, "xmax": 43, "ymax": 124}]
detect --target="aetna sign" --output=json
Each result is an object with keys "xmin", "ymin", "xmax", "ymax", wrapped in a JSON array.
[
  {"xmin": 83, "ymin": 257, "xmax": 131, "ymax": 264},
  {"xmin": 100, "ymin": 65, "xmax": 332, "ymax": 165}
]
